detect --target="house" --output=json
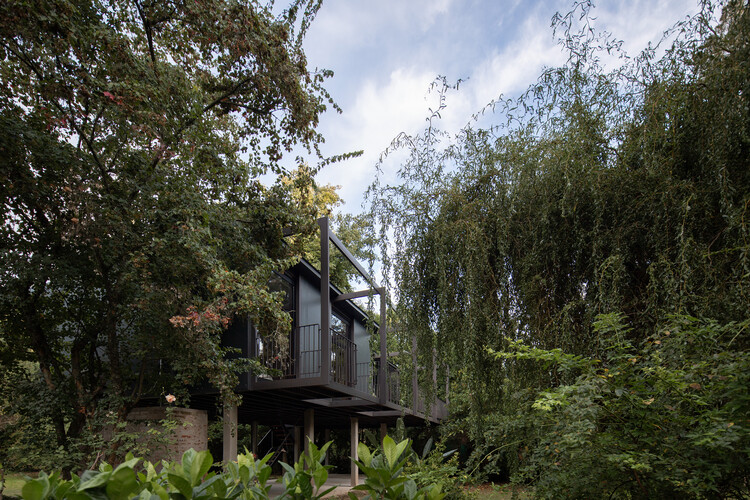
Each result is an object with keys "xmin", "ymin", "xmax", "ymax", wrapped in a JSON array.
[{"xmin": 185, "ymin": 217, "xmax": 448, "ymax": 485}]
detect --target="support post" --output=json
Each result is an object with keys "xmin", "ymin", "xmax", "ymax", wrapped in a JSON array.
[
  {"xmin": 378, "ymin": 287, "xmax": 387, "ymax": 404},
  {"xmin": 223, "ymin": 405, "xmax": 238, "ymax": 463},
  {"xmin": 251, "ymin": 421, "xmax": 258, "ymax": 456},
  {"xmin": 380, "ymin": 422, "xmax": 388, "ymax": 443},
  {"xmin": 294, "ymin": 426, "xmax": 301, "ymax": 463},
  {"xmin": 324, "ymin": 429, "xmax": 330, "ymax": 466},
  {"xmin": 319, "ymin": 217, "xmax": 331, "ymax": 382},
  {"xmin": 350, "ymin": 417, "xmax": 359, "ymax": 487},
  {"xmin": 304, "ymin": 409, "xmax": 314, "ymax": 459}
]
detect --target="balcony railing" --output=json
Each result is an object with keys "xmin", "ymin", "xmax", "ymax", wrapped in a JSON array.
[
  {"xmin": 373, "ymin": 358, "xmax": 400, "ymax": 404},
  {"xmin": 257, "ymin": 324, "xmax": 321, "ymax": 379},
  {"xmin": 331, "ymin": 330, "xmax": 357, "ymax": 387},
  {"xmin": 356, "ymin": 361, "xmax": 375, "ymax": 395}
]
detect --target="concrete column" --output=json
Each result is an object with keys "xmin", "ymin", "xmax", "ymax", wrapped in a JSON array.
[
  {"xmin": 380, "ymin": 422, "xmax": 388, "ymax": 443},
  {"xmin": 251, "ymin": 421, "xmax": 258, "ymax": 456},
  {"xmin": 323, "ymin": 429, "xmax": 330, "ymax": 466},
  {"xmin": 304, "ymin": 409, "xmax": 314, "ymax": 458},
  {"xmin": 293, "ymin": 426, "xmax": 301, "ymax": 463},
  {"xmin": 222, "ymin": 405, "xmax": 238, "ymax": 463},
  {"xmin": 350, "ymin": 417, "xmax": 359, "ymax": 487}
]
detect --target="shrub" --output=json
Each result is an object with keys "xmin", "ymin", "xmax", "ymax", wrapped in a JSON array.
[{"xmin": 493, "ymin": 314, "xmax": 750, "ymax": 499}]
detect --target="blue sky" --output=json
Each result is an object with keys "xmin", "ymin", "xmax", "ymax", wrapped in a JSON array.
[{"xmin": 297, "ymin": 0, "xmax": 698, "ymax": 213}]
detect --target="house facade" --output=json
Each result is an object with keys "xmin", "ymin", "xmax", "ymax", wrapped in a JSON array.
[{"xmin": 186, "ymin": 217, "xmax": 447, "ymax": 485}]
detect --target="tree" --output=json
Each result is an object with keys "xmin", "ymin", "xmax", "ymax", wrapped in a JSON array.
[
  {"xmin": 369, "ymin": 0, "xmax": 749, "ymax": 492},
  {"xmin": 0, "ymin": 0, "xmax": 337, "ymax": 471}
]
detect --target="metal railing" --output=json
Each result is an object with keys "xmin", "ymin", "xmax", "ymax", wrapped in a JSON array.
[
  {"xmin": 257, "ymin": 324, "xmax": 321, "ymax": 379},
  {"xmin": 356, "ymin": 361, "xmax": 375, "ymax": 395},
  {"xmin": 373, "ymin": 358, "xmax": 400, "ymax": 404},
  {"xmin": 330, "ymin": 330, "xmax": 357, "ymax": 387}
]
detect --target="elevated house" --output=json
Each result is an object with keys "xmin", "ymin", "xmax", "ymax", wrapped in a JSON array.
[{"xmin": 186, "ymin": 217, "xmax": 448, "ymax": 484}]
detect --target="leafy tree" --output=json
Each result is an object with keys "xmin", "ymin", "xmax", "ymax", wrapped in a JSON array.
[
  {"xmin": 495, "ymin": 314, "xmax": 750, "ymax": 498},
  {"xmin": 0, "ymin": 0, "xmax": 340, "ymax": 471},
  {"xmin": 369, "ymin": 0, "xmax": 749, "ymax": 491},
  {"xmin": 281, "ymin": 165, "xmax": 375, "ymax": 293}
]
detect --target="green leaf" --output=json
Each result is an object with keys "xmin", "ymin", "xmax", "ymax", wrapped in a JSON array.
[
  {"xmin": 189, "ymin": 450, "xmax": 213, "ymax": 486},
  {"xmin": 105, "ymin": 467, "xmax": 139, "ymax": 500},
  {"xmin": 312, "ymin": 466, "xmax": 328, "ymax": 489},
  {"xmin": 357, "ymin": 442, "xmax": 372, "ymax": 467},
  {"xmin": 22, "ymin": 479, "xmax": 46, "ymax": 500},
  {"xmin": 167, "ymin": 473, "xmax": 193, "ymax": 499},
  {"xmin": 78, "ymin": 471, "xmax": 112, "ymax": 491}
]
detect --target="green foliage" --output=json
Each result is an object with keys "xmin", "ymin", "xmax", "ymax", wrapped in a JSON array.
[
  {"xmin": 18, "ymin": 440, "xmax": 458, "ymax": 500},
  {"xmin": 278, "ymin": 440, "xmax": 335, "ymax": 500},
  {"xmin": 369, "ymin": 0, "xmax": 750, "ymax": 491},
  {"xmin": 19, "ymin": 443, "xmax": 337, "ymax": 500},
  {"xmin": 404, "ymin": 439, "xmax": 469, "ymax": 500},
  {"xmin": 494, "ymin": 314, "xmax": 750, "ymax": 498},
  {"xmin": 0, "ymin": 0, "xmax": 341, "ymax": 471},
  {"xmin": 351, "ymin": 436, "xmax": 445, "ymax": 500}
]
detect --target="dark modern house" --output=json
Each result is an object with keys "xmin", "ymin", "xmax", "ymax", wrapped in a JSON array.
[{"xmin": 189, "ymin": 217, "xmax": 448, "ymax": 485}]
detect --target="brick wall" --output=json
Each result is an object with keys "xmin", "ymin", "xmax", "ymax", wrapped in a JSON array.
[{"xmin": 117, "ymin": 407, "xmax": 208, "ymax": 463}]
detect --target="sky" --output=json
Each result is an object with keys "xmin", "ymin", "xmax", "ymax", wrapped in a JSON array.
[{"xmin": 296, "ymin": 0, "xmax": 699, "ymax": 214}]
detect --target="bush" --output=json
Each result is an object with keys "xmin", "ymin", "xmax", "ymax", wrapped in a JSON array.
[
  {"xmin": 493, "ymin": 314, "xmax": 750, "ymax": 499},
  {"xmin": 20, "ymin": 440, "xmax": 334, "ymax": 500}
]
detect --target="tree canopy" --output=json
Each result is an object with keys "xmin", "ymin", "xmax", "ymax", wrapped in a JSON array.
[
  {"xmin": 0, "ymin": 0, "xmax": 338, "ymax": 470},
  {"xmin": 370, "ymin": 0, "xmax": 749, "ymax": 496}
]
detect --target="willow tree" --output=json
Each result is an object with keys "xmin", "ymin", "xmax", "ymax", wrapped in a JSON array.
[
  {"xmin": 370, "ymin": 0, "xmax": 749, "ymax": 476},
  {"xmin": 0, "ymin": 0, "xmax": 341, "ymax": 470}
]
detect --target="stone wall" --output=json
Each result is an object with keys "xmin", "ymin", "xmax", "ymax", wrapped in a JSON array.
[{"xmin": 116, "ymin": 407, "xmax": 208, "ymax": 463}]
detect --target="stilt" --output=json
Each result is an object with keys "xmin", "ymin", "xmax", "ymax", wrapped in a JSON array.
[
  {"xmin": 293, "ymin": 426, "xmax": 301, "ymax": 463},
  {"xmin": 350, "ymin": 417, "xmax": 359, "ymax": 487},
  {"xmin": 304, "ymin": 409, "xmax": 314, "ymax": 458},
  {"xmin": 380, "ymin": 422, "xmax": 388, "ymax": 443},
  {"xmin": 323, "ymin": 429, "xmax": 331, "ymax": 466},
  {"xmin": 222, "ymin": 404, "xmax": 238, "ymax": 463}
]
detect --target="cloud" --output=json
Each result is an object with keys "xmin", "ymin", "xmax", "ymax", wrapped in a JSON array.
[
  {"xmin": 315, "ymin": 68, "xmax": 440, "ymax": 208},
  {"xmin": 302, "ymin": 0, "xmax": 701, "ymax": 212}
]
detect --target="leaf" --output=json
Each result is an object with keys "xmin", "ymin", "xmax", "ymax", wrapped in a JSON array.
[
  {"xmin": 22, "ymin": 479, "xmax": 46, "ymax": 500},
  {"xmin": 78, "ymin": 471, "xmax": 112, "ymax": 491},
  {"xmin": 105, "ymin": 467, "xmax": 139, "ymax": 500},
  {"xmin": 357, "ymin": 442, "xmax": 372, "ymax": 467},
  {"xmin": 188, "ymin": 450, "xmax": 213, "ymax": 486},
  {"xmin": 167, "ymin": 473, "xmax": 193, "ymax": 499},
  {"xmin": 312, "ymin": 466, "xmax": 328, "ymax": 489}
]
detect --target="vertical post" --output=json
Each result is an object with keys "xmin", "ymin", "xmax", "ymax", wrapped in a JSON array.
[
  {"xmin": 223, "ymin": 405, "xmax": 238, "ymax": 463},
  {"xmin": 323, "ymin": 429, "xmax": 331, "ymax": 466},
  {"xmin": 412, "ymin": 336, "xmax": 418, "ymax": 412},
  {"xmin": 350, "ymin": 417, "xmax": 359, "ymax": 487},
  {"xmin": 293, "ymin": 426, "xmax": 301, "ymax": 463},
  {"xmin": 380, "ymin": 422, "xmax": 388, "ymax": 444},
  {"xmin": 319, "ymin": 217, "xmax": 331, "ymax": 382},
  {"xmin": 251, "ymin": 421, "xmax": 258, "ymax": 456},
  {"xmin": 377, "ymin": 287, "xmax": 387, "ymax": 404},
  {"xmin": 304, "ymin": 409, "xmax": 314, "ymax": 459}
]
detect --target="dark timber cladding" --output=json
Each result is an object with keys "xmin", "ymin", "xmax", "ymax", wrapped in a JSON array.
[{"xmin": 206, "ymin": 216, "xmax": 448, "ymax": 480}]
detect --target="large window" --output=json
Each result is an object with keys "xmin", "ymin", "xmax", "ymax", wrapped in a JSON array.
[{"xmin": 330, "ymin": 311, "xmax": 350, "ymax": 338}]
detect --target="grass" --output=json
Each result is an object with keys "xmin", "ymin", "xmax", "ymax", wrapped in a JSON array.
[
  {"xmin": 465, "ymin": 483, "xmax": 532, "ymax": 500},
  {"xmin": 1, "ymin": 472, "xmax": 28, "ymax": 499}
]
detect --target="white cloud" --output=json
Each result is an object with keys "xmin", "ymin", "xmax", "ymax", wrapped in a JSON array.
[
  {"xmin": 315, "ymin": 68, "xmax": 440, "ymax": 208},
  {"xmin": 301, "ymin": 0, "xmax": 701, "ymax": 212}
]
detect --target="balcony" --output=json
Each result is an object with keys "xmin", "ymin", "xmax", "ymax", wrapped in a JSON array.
[{"xmin": 254, "ymin": 323, "xmax": 448, "ymax": 421}]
